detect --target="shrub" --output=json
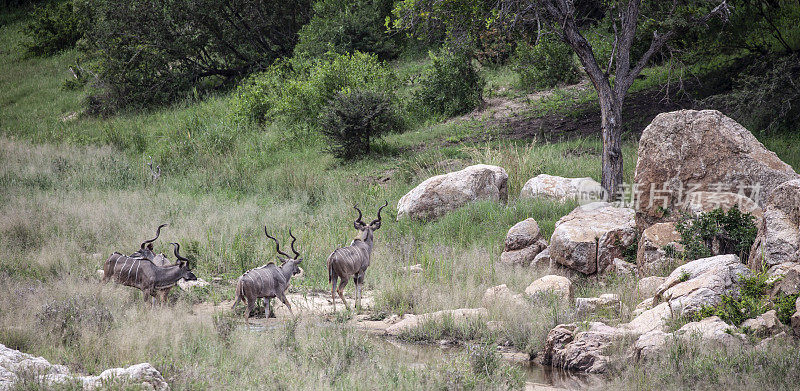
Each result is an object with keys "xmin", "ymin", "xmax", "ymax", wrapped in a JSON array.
[
  {"xmin": 414, "ymin": 49, "xmax": 484, "ymax": 118},
  {"xmin": 23, "ymin": 0, "xmax": 88, "ymax": 56},
  {"xmin": 702, "ymin": 53, "xmax": 800, "ymax": 134},
  {"xmin": 775, "ymin": 293, "xmax": 800, "ymax": 325},
  {"xmin": 695, "ymin": 270, "xmax": 770, "ymax": 326},
  {"xmin": 675, "ymin": 206, "xmax": 758, "ymax": 262},
  {"xmin": 319, "ymin": 90, "xmax": 401, "ymax": 161},
  {"xmin": 81, "ymin": 0, "xmax": 311, "ymax": 113},
  {"xmin": 233, "ymin": 51, "xmax": 397, "ymax": 128},
  {"xmin": 512, "ymin": 36, "xmax": 579, "ymax": 91},
  {"xmin": 294, "ymin": 0, "xmax": 398, "ymax": 60}
]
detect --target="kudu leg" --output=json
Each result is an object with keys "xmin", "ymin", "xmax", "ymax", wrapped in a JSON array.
[
  {"xmin": 267, "ymin": 298, "xmax": 276, "ymax": 318},
  {"xmin": 338, "ymin": 277, "xmax": 350, "ymax": 311},
  {"xmin": 277, "ymin": 292, "xmax": 293, "ymax": 317},
  {"xmin": 245, "ymin": 298, "xmax": 255, "ymax": 322},
  {"xmin": 330, "ymin": 276, "xmax": 339, "ymax": 311}
]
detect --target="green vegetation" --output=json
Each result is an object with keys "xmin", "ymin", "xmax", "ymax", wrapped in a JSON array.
[
  {"xmin": 22, "ymin": 0, "xmax": 86, "ymax": 56},
  {"xmin": 320, "ymin": 90, "xmax": 402, "ymax": 160},
  {"xmin": 413, "ymin": 48, "xmax": 485, "ymax": 118},
  {"xmin": 512, "ymin": 36, "xmax": 579, "ymax": 91},
  {"xmin": 675, "ymin": 206, "xmax": 758, "ymax": 262},
  {"xmin": 4, "ymin": 1, "xmax": 800, "ymax": 390}
]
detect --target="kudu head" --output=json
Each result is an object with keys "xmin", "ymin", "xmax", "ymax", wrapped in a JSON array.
[
  {"xmin": 352, "ymin": 201, "xmax": 388, "ymax": 242},
  {"xmin": 264, "ymin": 227, "xmax": 303, "ymax": 276},
  {"xmin": 131, "ymin": 224, "xmax": 167, "ymax": 260},
  {"xmin": 169, "ymin": 242, "xmax": 198, "ymax": 281}
]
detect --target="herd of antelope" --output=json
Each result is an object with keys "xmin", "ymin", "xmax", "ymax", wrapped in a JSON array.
[{"xmin": 102, "ymin": 202, "xmax": 387, "ymax": 320}]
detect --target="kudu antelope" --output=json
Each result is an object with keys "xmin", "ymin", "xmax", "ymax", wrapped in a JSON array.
[
  {"xmin": 231, "ymin": 228, "xmax": 303, "ymax": 320},
  {"xmin": 327, "ymin": 201, "xmax": 387, "ymax": 311},
  {"xmin": 102, "ymin": 242, "xmax": 197, "ymax": 305},
  {"xmin": 102, "ymin": 224, "xmax": 168, "ymax": 278}
]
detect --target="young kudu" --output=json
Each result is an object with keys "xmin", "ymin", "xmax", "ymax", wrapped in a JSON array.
[
  {"xmin": 327, "ymin": 201, "xmax": 387, "ymax": 311},
  {"xmin": 231, "ymin": 228, "xmax": 303, "ymax": 320}
]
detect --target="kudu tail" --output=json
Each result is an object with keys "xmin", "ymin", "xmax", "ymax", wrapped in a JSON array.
[{"xmin": 231, "ymin": 280, "xmax": 243, "ymax": 310}]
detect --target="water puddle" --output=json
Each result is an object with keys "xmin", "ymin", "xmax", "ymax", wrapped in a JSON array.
[{"xmin": 369, "ymin": 336, "xmax": 604, "ymax": 390}]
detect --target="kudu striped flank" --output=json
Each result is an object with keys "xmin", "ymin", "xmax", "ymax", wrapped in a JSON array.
[
  {"xmin": 101, "ymin": 225, "xmax": 197, "ymax": 305},
  {"xmin": 327, "ymin": 201, "xmax": 387, "ymax": 311},
  {"xmin": 231, "ymin": 228, "xmax": 303, "ymax": 320}
]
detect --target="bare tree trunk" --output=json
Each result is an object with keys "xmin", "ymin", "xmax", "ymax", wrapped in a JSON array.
[{"xmin": 599, "ymin": 94, "xmax": 623, "ymax": 199}]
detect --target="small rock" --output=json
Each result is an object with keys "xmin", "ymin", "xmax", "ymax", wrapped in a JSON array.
[
  {"xmin": 791, "ymin": 297, "xmax": 800, "ymax": 337},
  {"xmin": 756, "ymin": 332, "xmax": 792, "ymax": 351},
  {"xmin": 177, "ymin": 278, "xmax": 209, "ymax": 291},
  {"xmin": 525, "ymin": 275, "xmax": 573, "ymax": 305},
  {"xmin": 632, "ymin": 330, "xmax": 671, "ymax": 361},
  {"xmin": 385, "ymin": 308, "xmax": 488, "ymax": 336},
  {"xmin": 769, "ymin": 263, "xmax": 800, "ymax": 297},
  {"xmin": 575, "ymin": 294, "xmax": 621, "ymax": 319},
  {"xmin": 741, "ymin": 310, "xmax": 782, "ymax": 337},
  {"xmin": 483, "ymin": 284, "xmax": 526, "ymax": 307},
  {"xmin": 400, "ymin": 264, "xmax": 423, "ymax": 273},
  {"xmin": 631, "ymin": 297, "xmax": 654, "ymax": 318},
  {"xmin": 636, "ymin": 222, "xmax": 683, "ymax": 277},
  {"xmin": 500, "ymin": 218, "xmax": 548, "ymax": 267}
]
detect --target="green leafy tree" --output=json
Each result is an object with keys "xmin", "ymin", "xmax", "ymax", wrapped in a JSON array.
[
  {"xmin": 295, "ymin": 0, "xmax": 399, "ymax": 60},
  {"xmin": 393, "ymin": 0, "xmax": 731, "ymax": 197},
  {"xmin": 81, "ymin": 0, "xmax": 311, "ymax": 113}
]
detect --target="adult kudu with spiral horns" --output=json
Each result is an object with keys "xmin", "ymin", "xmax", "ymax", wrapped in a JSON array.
[
  {"xmin": 327, "ymin": 201, "xmax": 387, "ymax": 311},
  {"xmin": 232, "ymin": 228, "xmax": 304, "ymax": 320}
]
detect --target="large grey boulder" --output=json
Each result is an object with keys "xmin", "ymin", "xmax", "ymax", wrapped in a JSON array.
[
  {"xmin": 575, "ymin": 294, "xmax": 622, "ymax": 319},
  {"xmin": 482, "ymin": 285, "xmax": 526, "ymax": 307},
  {"xmin": 634, "ymin": 110, "xmax": 798, "ymax": 230},
  {"xmin": 499, "ymin": 218, "xmax": 548, "ymax": 266},
  {"xmin": 549, "ymin": 202, "xmax": 636, "ymax": 275},
  {"xmin": 520, "ymin": 174, "xmax": 605, "ymax": 203},
  {"xmin": 637, "ymin": 276, "xmax": 666, "ymax": 299},
  {"xmin": 749, "ymin": 179, "xmax": 800, "ymax": 269},
  {"xmin": 397, "ymin": 164, "xmax": 508, "ymax": 220}
]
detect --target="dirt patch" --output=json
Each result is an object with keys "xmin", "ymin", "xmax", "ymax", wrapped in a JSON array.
[
  {"xmin": 501, "ymin": 87, "xmax": 698, "ymax": 142},
  {"xmin": 454, "ymin": 80, "xmax": 591, "ymax": 123}
]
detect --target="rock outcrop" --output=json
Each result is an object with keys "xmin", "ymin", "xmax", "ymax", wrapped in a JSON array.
[
  {"xmin": 549, "ymin": 202, "xmax": 636, "ymax": 275},
  {"xmin": 674, "ymin": 316, "xmax": 747, "ymax": 349},
  {"xmin": 0, "ymin": 344, "xmax": 169, "ymax": 391},
  {"xmin": 634, "ymin": 110, "xmax": 798, "ymax": 230},
  {"xmin": 499, "ymin": 218, "xmax": 548, "ymax": 266},
  {"xmin": 636, "ymin": 276, "xmax": 666, "ymax": 299},
  {"xmin": 741, "ymin": 310, "xmax": 782, "ymax": 337},
  {"xmin": 623, "ymin": 255, "xmax": 750, "ymax": 334},
  {"xmin": 636, "ymin": 222, "xmax": 683, "ymax": 277},
  {"xmin": 749, "ymin": 179, "xmax": 800, "ymax": 268},
  {"xmin": 396, "ymin": 164, "xmax": 508, "ymax": 220},
  {"xmin": 525, "ymin": 275, "xmax": 573, "ymax": 304},
  {"xmin": 520, "ymin": 174, "xmax": 605, "ymax": 203},
  {"xmin": 542, "ymin": 322, "xmax": 631, "ymax": 373}
]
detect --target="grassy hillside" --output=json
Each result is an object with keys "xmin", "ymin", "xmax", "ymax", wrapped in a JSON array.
[{"xmin": 2, "ymin": 12, "xmax": 799, "ymax": 390}]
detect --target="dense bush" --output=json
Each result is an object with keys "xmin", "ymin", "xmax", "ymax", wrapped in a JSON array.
[
  {"xmin": 414, "ymin": 49, "xmax": 484, "ymax": 118},
  {"xmin": 695, "ymin": 271, "xmax": 770, "ymax": 326},
  {"xmin": 81, "ymin": 0, "xmax": 311, "ymax": 113},
  {"xmin": 320, "ymin": 90, "xmax": 401, "ymax": 160},
  {"xmin": 233, "ymin": 51, "xmax": 397, "ymax": 128},
  {"xmin": 703, "ymin": 53, "xmax": 800, "ymax": 134},
  {"xmin": 512, "ymin": 36, "xmax": 579, "ymax": 91},
  {"xmin": 675, "ymin": 206, "xmax": 758, "ymax": 262},
  {"xmin": 295, "ymin": 0, "xmax": 398, "ymax": 60},
  {"xmin": 23, "ymin": 0, "xmax": 88, "ymax": 56}
]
